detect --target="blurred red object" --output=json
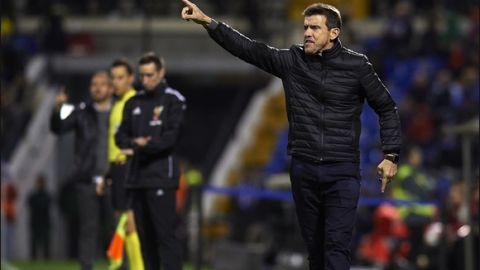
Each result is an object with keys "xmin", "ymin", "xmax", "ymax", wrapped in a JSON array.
[
  {"xmin": 1, "ymin": 183, "xmax": 18, "ymax": 223},
  {"xmin": 67, "ymin": 32, "xmax": 95, "ymax": 56},
  {"xmin": 358, "ymin": 204, "xmax": 410, "ymax": 265}
]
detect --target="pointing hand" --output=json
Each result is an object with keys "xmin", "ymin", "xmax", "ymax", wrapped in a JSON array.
[
  {"xmin": 181, "ymin": 0, "xmax": 212, "ymax": 26},
  {"xmin": 377, "ymin": 159, "xmax": 398, "ymax": 193}
]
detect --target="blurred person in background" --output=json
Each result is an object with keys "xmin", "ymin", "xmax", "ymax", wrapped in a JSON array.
[
  {"xmin": 382, "ymin": 1, "xmax": 413, "ymax": 58},
  {"xmin": 49, "ymin": 71, "xmax": 114, "ymax": 270},
  {"xmin": 357, "ymin": 204, "xmax": 411, "ymax": 269},
  {"xmin": 445, "ymin": 179, "xmax": 479, "ymax": 270},
  {"xmin": 115, "ymin": 52, "xmax": 186, "ymax": 270},
  {"xmin": 181, "ymin": 1, "xmax": 402, "ymax": 270},
  {"xmin": 390, "ymin": 146, "xmax": 437, "ymax": 267},
  {"xmin": 27, "ymin": 175, "xmax": 52, "ymax": 260},
  {"xmin": 1, "ymin": 167, "xmax": 18, "ymax": 260},
  {"xmin": 107, "ymin": 58, "xmax": 143, "ymax": 270}
]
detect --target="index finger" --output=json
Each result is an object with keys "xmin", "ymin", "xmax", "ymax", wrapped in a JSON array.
[
  {"xmin": 182, "ymin": 0, "xmax": 194, "ymax": 7},
  {"xmin": 381, "ymin": 176, "xmax": 388, "ymax": 193}
]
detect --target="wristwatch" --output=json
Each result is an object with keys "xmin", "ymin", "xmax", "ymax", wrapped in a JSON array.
[{"xmin": 385, "ymin": 153, "xmax": 399, "ymax": 164}]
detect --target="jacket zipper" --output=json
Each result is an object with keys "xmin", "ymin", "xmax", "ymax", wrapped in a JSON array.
[
  {"xmin": 320, "ymin": 104, "xmax": 324, "ymax": 162},
  {"xmin": 319, "ymin": 69, "xmax": 327, "ymax": 162},
  {"xmin": 168, "ymin": 155, "xmax": 173, "ymax": 178}
]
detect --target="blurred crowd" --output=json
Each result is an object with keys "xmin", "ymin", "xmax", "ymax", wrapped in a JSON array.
[{"xmin": 1, "ymin": 0, "xmax": 478, "ymax": 269}]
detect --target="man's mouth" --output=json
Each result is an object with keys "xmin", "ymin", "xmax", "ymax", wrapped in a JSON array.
[{"xmin": 304, "ymin": 40, "xmax": 314, "ymax": 45}]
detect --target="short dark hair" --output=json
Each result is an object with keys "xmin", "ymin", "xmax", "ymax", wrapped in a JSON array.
[
  {"xmin": 138, "ymin": 52, "xmax": 164, "ymax": 70},
  {"xmin": 303, "ymin": 3, "xmax": 342, "ymax": 30},
  {"xmin": 111, "ymin": 58, "xmax": 134, "ymax": 75}
]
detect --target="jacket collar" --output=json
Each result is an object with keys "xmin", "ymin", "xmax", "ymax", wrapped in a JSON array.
[
  {"xmin": 318, "ymin": 39, "xmax": 342, "ymax": 59},
  {"xmin": 303, "ymin": 39, "xmax": 342, "ymax": 61},
  {"xmin": 144, "ymin": 80, "xmax": 168, "ymax": 97}
]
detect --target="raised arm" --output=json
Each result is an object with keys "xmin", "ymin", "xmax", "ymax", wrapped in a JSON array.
[
  {"xmin": 181, "ymin": 0, "xmax": 292, "ymax": 78},
  {"xmin": 49, "ymin": 87, "xmax": 76, "ymax": 134}
]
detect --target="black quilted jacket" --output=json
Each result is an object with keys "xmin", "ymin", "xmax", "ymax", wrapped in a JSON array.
[
  {"xmin": 115, "ymin": 82, "xmax": 186, "ymax": 188},
  {"xmin": 207, "ymin": 21, "xmax": 401, "ymax": 163},
  {"xmin": 50, "ymin": 102, "xmax": 104, "ymax": 182}
]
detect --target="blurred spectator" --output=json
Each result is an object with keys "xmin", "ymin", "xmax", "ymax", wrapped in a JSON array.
[
  {"xmin": 357, "ymin": 204, "xmax": 411, "ymax": 269},
  {"xmin": 1, "ymin": 17, "xmax": 27, "ymax": 83},
  {"xmin": 445, "ymin": 180, "xmax": 480, "ymax": 270},
  {"xmin": 383, "ymin": 1, "xmax": 414, "ymax": 58},
  {"xmin": 390, "ymin": 146, "xmax": 438, "ymax": 266},
  {"xmin": 454, "ymin": 65, "xmax": 479, "ymax": 121},
  {"xmin": 49, "ymin": 73, "xmax": 114, "ymax": 270},
  {"xmin": 429, "ymin": 69, "xmax": 455, "ymax": 124},
  {"xmin": 27, "ymin": 175, "xmax": 52, "ymax": 260},
  {"xmin": 405, "ymin": 104, "xmax": 435, "ymax": 147},
  {"xmin": 408, "ymin": 70, "xmax": 431, "ymax": 105},
  {"xmin": 0, "ymin": 14, "xmax": 37, "ymax": 161},
  {"xmin": 1, "ymin": 175, "xmax": 18, "ymax": 259},
  {"xmin": 67, "ymin": 32, "xmax": 95, "ymax": 56},
  {"xmin": 0, "ymin": 79, "xmax": 32, "ymax": 160},
  {"xmin": 416, "ymin": 15, "xmax": 442, "ymax": 57}
]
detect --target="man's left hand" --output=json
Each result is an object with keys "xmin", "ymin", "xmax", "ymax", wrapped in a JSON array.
[
  {"xmin": 95, "ymin": 178, "xmax": 105, "ymax": 196},
  {"xmin": 377, "ymin": 159, "xmax": 397, "ymax": 193},
  {"xmin": 133, "ymin": 136, "xmax": 151, "ymax": 147}
]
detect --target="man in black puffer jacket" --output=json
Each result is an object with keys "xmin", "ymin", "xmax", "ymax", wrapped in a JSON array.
[{"xmin": 182, "ymin": 1, "xmax": 401, "ymax": 270}]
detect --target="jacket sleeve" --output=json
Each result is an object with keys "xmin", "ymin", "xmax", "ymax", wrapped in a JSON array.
[
  {"xmin": 359, "ymin": 56, "xmax": 402, "ymax": 155},
  {"xmin": 205, "ymin": 20, "xmax": 293, "ymax": 78},
  {"xmin": 115, "ymin": 99, "xmax": 134, "ymax": 149},
  {"xmin": 49, "ymin": 106, "xmax": 76, "ymax": 135},
  {"xmin": 138, "ymin": 97, "xmax": 186, "ymax": 154}
]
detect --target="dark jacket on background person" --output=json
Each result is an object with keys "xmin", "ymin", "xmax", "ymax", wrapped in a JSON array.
[
  {"xmin": 206, "ymin": 22, "xmax": 401, "ymax": 163},
  {"xmin": 50, "ymin": 102, "xmax": 102, "ymax": 182},
  {"xmin": 115, "ymin": 81, "xmax": 186, "ymax": 188}
]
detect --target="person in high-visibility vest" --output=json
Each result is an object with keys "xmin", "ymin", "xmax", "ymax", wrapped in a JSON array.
[
  {"xmin": 390, "ymin": 146, "xmax": 437, "ymax": 264},
  {"xmin": 106, "ymin": 58, "xmax": 143, "ymax": 270}
]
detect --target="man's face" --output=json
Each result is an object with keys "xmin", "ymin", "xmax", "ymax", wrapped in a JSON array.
[
  {"xmin": 303, "ymin": 15, "xmax": 339, "ymax": 55},
  {"xmin": 110, "ymin": 66, "xmax": 134, "ymax": 97},
  {"xmin": 139, "ymin": 63, "xmax": 164, "ymax": 91},
  {"xmin": 90, "ymin": 73, "xmax": 113, "ymax": 102}
]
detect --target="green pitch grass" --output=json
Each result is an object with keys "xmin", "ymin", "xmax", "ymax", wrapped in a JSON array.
[{"xmin": 6, "ymin": 261, "xmax": 210, "ymax": 270}]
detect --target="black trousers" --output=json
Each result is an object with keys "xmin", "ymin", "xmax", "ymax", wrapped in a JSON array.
[
  {"xmin": 30, "ymin": 227, "xmax": 50, "ymax": 259},
  {"xmin": 109, "ymin": 162, "xmax": 130, "ymax": 211},
  {"xmin": 289, "ymin": 157, "xmax": 360, "ymax": 270},
  {"xmin": 77, "ymin": 182, "xmax": 114, "ymax": 270},
  {"xmin": 131, "ymin": 188, "xmax": 182, "ymax": 270}
]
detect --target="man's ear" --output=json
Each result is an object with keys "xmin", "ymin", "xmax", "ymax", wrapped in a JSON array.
[
  {"xmin": 159, "ymin": 68, "xmax": 166, "ymax": 79},
  {"xmin": 330, "ymin": 28, "xmax": 340, "ymax": 41}
]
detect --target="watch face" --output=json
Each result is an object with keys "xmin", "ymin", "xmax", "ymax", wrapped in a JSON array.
[{"xmin": 386, "ymin": 154, "xmax": 398, "ymax": 163}]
